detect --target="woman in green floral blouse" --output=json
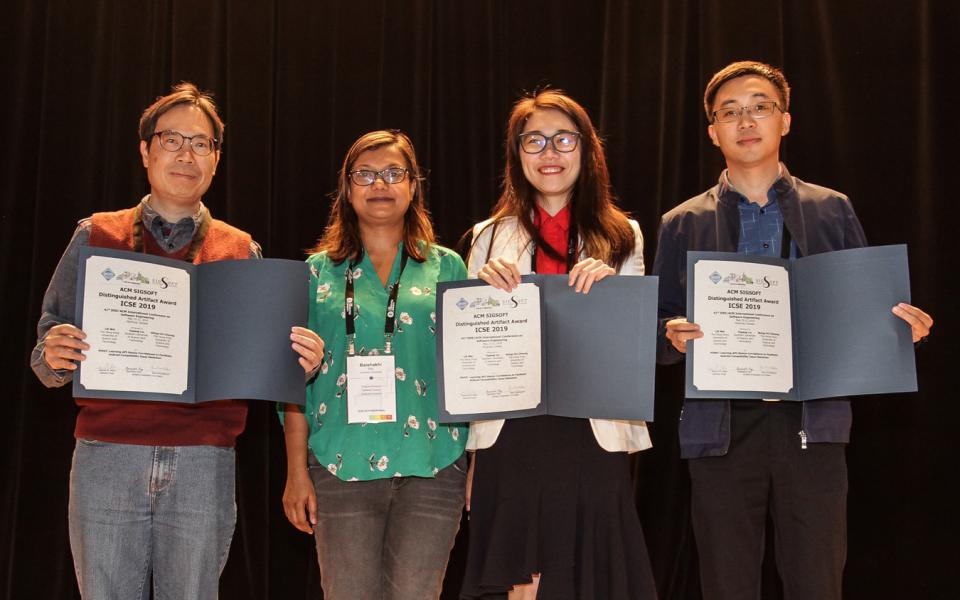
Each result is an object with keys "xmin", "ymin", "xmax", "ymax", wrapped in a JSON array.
[{"xmin": 280, "ymin": 130, "xmax": 468, "ymax": 599}]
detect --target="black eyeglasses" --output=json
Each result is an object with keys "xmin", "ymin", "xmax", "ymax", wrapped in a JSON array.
[
  {"xmin": 349, "ymin": 167, "xmax": 409, "ymax": 186},
  {"xmin": 150, "ymin": 130, "xmax": 218, "ymax": 156},
  {"xmin": 711, "ymin": 101, "xmax": 782, "ymax": 124},
  {"xmin": 518, "ymin": 130, "xmax": 581, "ymax": 154}
]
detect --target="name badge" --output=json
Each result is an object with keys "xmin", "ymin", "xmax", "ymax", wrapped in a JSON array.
[{"xmin": 346, "ymin": 354, "xmax": 397, "ymax": 423}]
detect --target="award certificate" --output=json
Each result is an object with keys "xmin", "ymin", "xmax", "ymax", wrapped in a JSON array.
[
  {"xmin": 80, "ymin": 254, "xmax": 191, "ymax": 395},
  {"xmin": 685, "ymin": 246, "xmax": 917, "ymax": 400},
  {"xmin": 73, "ymin": 247, "xmax": 310, "ymax": 405},
  {"xmin": 692, "ymin": 260, "xmax": 793, "ymax": 393},
  {"xmin": 440, "ymin": 282, "xmax": 541, "ymax": 415},
  {"xmin": 437, "ymin": 275, "xmax": 659, "ymax": 422}
]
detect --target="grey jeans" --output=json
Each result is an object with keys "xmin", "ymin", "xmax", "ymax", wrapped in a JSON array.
[{"xmin": 308, "ymin": 453, "xmax": 467, "ymax": 600}]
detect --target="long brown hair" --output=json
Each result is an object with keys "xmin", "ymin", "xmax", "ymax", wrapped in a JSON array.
[
  {"xmin": 310, "ymin": 130, "xmax": 435, "ymax": 263},
  {"xmin": 474, "ymin": 89, "xmax": 635, "ymax": 269}
]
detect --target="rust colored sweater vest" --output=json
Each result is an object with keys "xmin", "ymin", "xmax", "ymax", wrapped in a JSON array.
[{"xmin": 77, "ymin": 205, "xmax": 253, "ymax": 447}]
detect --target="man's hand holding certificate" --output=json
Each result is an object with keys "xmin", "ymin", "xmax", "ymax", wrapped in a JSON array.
[
  {"xmin": 73, "ymin": 247, "xmax": 314, "ymax": 405},
  {"xmin": 684, "ymin": 245, "xmax": 922, "ymax": 400}
]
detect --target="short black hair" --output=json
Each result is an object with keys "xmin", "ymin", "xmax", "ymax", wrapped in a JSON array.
[
  {"xmin": 703, "ymin": 61, "xmax": 790, "ymax": 122},
  {"xmin": 138, "ymin": 82, "xmax": 225, "ymax": 148}
]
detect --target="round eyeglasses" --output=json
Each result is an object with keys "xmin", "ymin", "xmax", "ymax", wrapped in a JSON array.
[
  {"xmin": 518, "ymin": 130, "xmax": 581, "ymax": 154},
  {"xmin": 349, "ymin": 167, "xmax": 409, "ymax": 186},
  {"xmin": 150, "ymin": 130, "xmax": 218, "ymax": 156},
  {"xmin": 711, "ymin": 101, "xmax": 782, "ymax": 124}
]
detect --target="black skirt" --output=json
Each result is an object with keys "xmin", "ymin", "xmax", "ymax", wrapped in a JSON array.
[{"xmin": 460, "ymin": 416, "xmax": 657, "ymax": 600}]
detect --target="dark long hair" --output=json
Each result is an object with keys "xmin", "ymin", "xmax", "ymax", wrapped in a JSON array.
[
  {"xmin": 310, "ymin": 130, "xmax": 435, "ymax": 263},
  {"xmin": 474, "ymin": 89, "xmax": 635, "ymax": 269}
]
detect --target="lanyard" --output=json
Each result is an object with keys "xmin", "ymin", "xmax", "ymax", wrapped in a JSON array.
[
  {"xmin": 345, "ymin": 250, "xmax": 409, "ymax": 356},
  {"xmin": 530, "ymin": 222, "xmax": 578, "ymax": 273}
]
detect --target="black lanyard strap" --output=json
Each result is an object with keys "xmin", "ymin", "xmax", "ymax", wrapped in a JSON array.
[
  {"xmin": 345, "ymin": 250, "xmax": 409, "ymax": 355},
  {"xmin": 530, "ymin": 221, "xmax": 578, "ymax": 274}
]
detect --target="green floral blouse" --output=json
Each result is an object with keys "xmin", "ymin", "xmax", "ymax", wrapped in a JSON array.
[{"xmin": 288, "ymin": 243, "xmax": 468, "ymax": 481}]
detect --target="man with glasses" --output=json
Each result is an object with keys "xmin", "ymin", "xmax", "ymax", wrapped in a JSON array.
[
  {"xmin": 652, "ymin": 61, "xmax": 933, "ymax": 599},
  {"xmin": 31, "ymin": 82, "xmax": 322, "ymax": 598}
]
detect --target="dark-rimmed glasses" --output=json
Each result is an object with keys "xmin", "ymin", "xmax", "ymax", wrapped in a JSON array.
[
  {"xmin": 150, "ymin": 130, "xmax": 218, "ymax": 156},
  {"xmin": 349, "ymin": 167, "xmax": 409, "ymax": 186},
  {"xmin": 712, "ymin": 101, "xmax": 781, "ymax": 124},
  {"xmin": 518, "ymin": 130, "xmax": 581, "ymax": 154}
]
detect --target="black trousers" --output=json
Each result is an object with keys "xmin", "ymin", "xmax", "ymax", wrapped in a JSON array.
[{"xmin": 688, "ymin": 401, "xmax": 847, "ymax": 600}]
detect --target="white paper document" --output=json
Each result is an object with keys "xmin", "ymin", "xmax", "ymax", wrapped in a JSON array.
[
  {"xmin": 346, "ymin": 354, "xmax": 398, "ymax": 423},
  {"xmin": 440, "ymin": 282, "xmax": 542, "ymax": 415},
  {"xmin": 692, "ymin": 259, "xmax": 793, "ymax": 393},
  {"xmin": 79, "ymin": 255, "xmax": 191, "ymax": 395}
]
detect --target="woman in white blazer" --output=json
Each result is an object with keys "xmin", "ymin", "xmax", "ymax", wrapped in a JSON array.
[
  {"xmin": 464, "ymin": 216, "xmax": 650, "ymax": 454},
  {"xmin": 459, "ymin": 90, "xmax": 657, "ymax": 600}
]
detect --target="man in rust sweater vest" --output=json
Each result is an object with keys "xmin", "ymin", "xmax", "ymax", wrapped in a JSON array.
[{"xmin": 30, "ymin": 83, "xmax": 323, "ymax": 599}]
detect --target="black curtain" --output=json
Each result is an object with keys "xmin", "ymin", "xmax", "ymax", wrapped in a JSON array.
[{"xmin": 2, "ymin": 1, "xmax": 956, "ymax": 598}]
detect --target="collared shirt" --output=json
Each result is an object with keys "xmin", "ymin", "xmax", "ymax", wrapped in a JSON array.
[
  {"xmin": 720, "ymin": 170, "xmax": 791, "ymax": 258},
  {"xmin": 140, "ymin": 197, "xmax": 206, "ymax": 253},
  {"xmin": 533, "ymin": 203, "xmax": 571, "ymax": 274},
  {"xmin": 290, "ymin": 244, "xmax": 468, "ymax": 481},
  {"xmin": 722, "ymin": 171, "xmax": 790, "ymax": 403}
]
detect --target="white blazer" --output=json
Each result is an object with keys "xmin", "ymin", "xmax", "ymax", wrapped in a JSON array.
[{"xmin": 464, "ymin": 215, "xmax": 652, "ymax": 453}]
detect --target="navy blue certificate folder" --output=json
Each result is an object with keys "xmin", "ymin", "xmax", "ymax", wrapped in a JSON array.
[
  {"xmin": 73, "ymin": 247, "xmax": 309, "ymax": 405},
  {"xmin": 436, "ymin": 274, "xmax": 659, "ymax": 423},
  {"xmin": 685, "ymin": 245, "xmax": 917, "ymax": 400}
]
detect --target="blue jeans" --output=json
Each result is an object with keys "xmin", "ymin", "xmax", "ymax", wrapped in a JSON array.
[
  {"xmin": 69, "ymin": 440, "xmax": 237, "ymax": 600},
  {"xmin": 308, "ymin": 453, "xmax": 467, "ymax": 600}
]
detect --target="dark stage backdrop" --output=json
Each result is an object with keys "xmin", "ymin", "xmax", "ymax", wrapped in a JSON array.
[{"xmin": 2, "ymin": 1, "xmax": 957, "ymax": 598}]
